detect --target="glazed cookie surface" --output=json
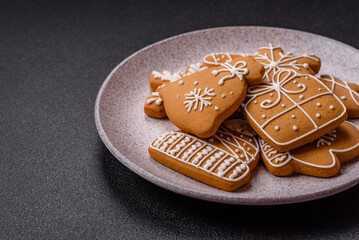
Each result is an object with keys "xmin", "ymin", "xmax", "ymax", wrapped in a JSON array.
[
  {"xmin": 318, "ymin": 75, "xmax": 359, "ymax": 118},
  {"xmin": 148, "ymin": 125, "xmax": 260, "ymax": 191},
  {"xmin": 244, "ymin": 46, "xmax": 347, "ymax": 152},
  {"xmin": 259, "ymin": 121, "xmax": 359, "ymax": 177},
  {"xmin": 159, "ymin": 56, "xmax": 264, "ymax": 138}
]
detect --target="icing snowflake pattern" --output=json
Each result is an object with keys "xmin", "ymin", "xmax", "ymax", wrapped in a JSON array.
[
  {"xmin": 255, "ymin": 44, "xmax": 319, "ymax": 82},
  {"xmin": 212, "ymin": 61, "xmax": 248, "ymax": 86},
  {"xmin": 184, "ymin": 88, "xmax": 216, "ymax": 112}
]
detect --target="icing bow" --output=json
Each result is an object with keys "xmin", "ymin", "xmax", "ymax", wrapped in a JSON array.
[
  {"xmin": 212, "ymin": 61, "xmax": 248, "ymax": 86},
  {"xmin": 247, "ymin": 69, "xmax": 307, "ymax": 109}
]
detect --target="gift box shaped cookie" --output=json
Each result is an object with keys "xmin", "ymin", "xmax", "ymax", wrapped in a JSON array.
[
  {"xmin": 244, "ymin": 69, "xmax": 347, "ymax": 152},
  {"xmin": 244, "ymin": 45, "xmax": 347, "ymax": 152}
]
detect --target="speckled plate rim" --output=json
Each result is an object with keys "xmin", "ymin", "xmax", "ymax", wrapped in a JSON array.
[{"xmin": 95, "ymin": 26, "xmax": 359, "ymax": 205}]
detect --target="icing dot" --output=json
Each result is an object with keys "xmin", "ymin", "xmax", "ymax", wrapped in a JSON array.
[
  {"xmin": 293, "ymin": 125, "xmax": 298, "ymax": 131},
  {"xmin": 299, "ymin": 95, "xmax": 304, "ymax": 100},
  {"xmin": 297, "ymin": 83, "xmax": 303, "ymax": 88},
  {"xmin": 275, "ymin": 126, "xmax": 280, "ymax": 131},
  {"xmin": 318, "ymin": 88, "xmax": 322, "ymax": 91},
  {"xmin": 214, "ymin": 106, "xmax": 219, "ymax": 111},
  {"xmin": 193, "ymin": 81, "xmax": 198, "ymax": 85},
  {"xmin": 230, "ymin": 91, "xmax": 234, "ymax": 95},
  {"xmin": 221, "ymin": 94, "xmax": 226, "ymax": 98},
  {"xmin": 303, "ymin": 63, "xmax": 309, "ymax": 69},
  {"xmin": 305, "ymin": 76, "xmax": 309, "ymax": 80},
  {"xmin": 235, "ymin": 149, "xmax": 240, "ymax": 153},
  {"xmin": 209, "ymin": 138, "xmax": 214, "ymax": 142},
  {"xmin": 220, "ymin": 134, "xmax": 224, "ymax": 137},
  {"xmin": 330, "ymin": 105, "xmax": 335, "ymax": 110},
  {"xmin": 341, "ymin": 96, "xmax": 347, "ymax": 100},
  {"xmin": 281, "ymin": 104, "xmax": 286, "ymax": 108},
  {"xmin": 254, "ymin": 100, "xmax": 258, "ymax": 104},
  {"xmin": 262, "ymin": 114, "xmax": 266, "ymax": 119},
  {"xmin": 243, "ymin": 143, "xmax": 247, "ymax": 146},
  {"xmin": 293, "ymin": 80, "xmax": 298, "ymax": 84},
  {"xmin": 249, "ymin": 139, "xmax": 253, "ymax": 142},
  {"xmin": 177, "ymin": 94, "xmax": 180, "ymax": 99},
  {"xmin": 247, "ymin": 147, "xmax": 251, "ymax": 151},
  {"xmin": 240, "ymin": 135, "xmax": 244, "ymax": 138},
  {"xmin": 179, "ymin": 80, "xmax": 184, "ymax": 86},
  {"xmin": 226, "ymin": 137, "xmax": 231, "ymax": 141},
  {"xmin": 240, "ymin": 154, "xmax": 244, "ymax": 158},
  {"xmin": 316, "ymin": 102, "xmax": 321, "ymax": 107},
  {"xmin": 270, "ymin": 93, "xmax": 274, "ymax": 97},
  {"xmin": 316, "ymin": 113, "xmax": 321, "ymax": 118},
  {"xmin": 292, "ymin": 115, "xmax": 296, "ymax": 119},
  {"xmin": 219, "ymin": 152, "xmax": 224, "ymax": 156},
  {"xmin": 222, "ymin": 55, "xmax": 225, "ymax": 58}
]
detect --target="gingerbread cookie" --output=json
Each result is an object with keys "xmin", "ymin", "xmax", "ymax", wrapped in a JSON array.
[
  {"xmin": 254, "ymin": 44, "xmax": 321, "ymax": 82},
  {"xmin": 244, "ymin": 46, "xmax": 347, "ymax": 152},
  {"xmin": 202, "ymin": 53, "xmax": 248, "ymax": 68},
  {"xmin": 149, "ymin": 62, "xmax": 208, "ymax": 92},
  {"xmin": 260, "ymin": 121, "xmax": 359, "ymax": 177},
  {"xmin": 159, "ymin": 56, "xmax": 264, "ymax": 138},
  {"xmin": 318, "ymin": 75, "xmax": 359, "ymax": 118},
  {"xmin": 144, "ymin": 91, "xmax": 166, "ymax": 118},
  {"xmin": 148, "ymin": 125, "xmax": 260, "ymax": 191}
]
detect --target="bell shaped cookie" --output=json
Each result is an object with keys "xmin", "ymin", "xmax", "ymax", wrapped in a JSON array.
[
  {"xmin": 159, "ymin": 56, "xmax": 264, "ymax": 138},
  {"xmin": 148, "ymin": 125, "xmax": 260, "ymax": 191},
  {"xmin": 318, "ymin": 75, "xmax": 359, "ymax": 118},
  {"xmin": 260, "ymin": 121, "xmax": 359, "ymax": 177}
]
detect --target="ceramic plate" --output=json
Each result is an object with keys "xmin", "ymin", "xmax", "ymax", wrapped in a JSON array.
[{"xmin": 95, "ymin": 26, "xmax": 359, "ymax": 205}]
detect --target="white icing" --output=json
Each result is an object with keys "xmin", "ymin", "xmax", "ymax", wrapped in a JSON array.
[
  {"xmin": 255, "ymin": 44, "xmax": 319, "ymax": 82},
  {"xmin": 316, "ymin": 102, "xmax": 321, "ymax": 107},
  {"xmin": 275, "ymin": 126, "xmax": 280, "ymax": 131},
  {"xmin": 212, "ymin": 61, "xmax": 248, "ymax": 86},
  {"xmin": 152, "ymin": 70, "xmax": 182, "ymax": 82},
  {"xmin": 316, "ymin": 113, "xmax": 321, "ymax": 118},
  {"xmin": 230, "ymin": 91, "xmax": 234, "ymax": 95},
  {"xmin": 281, "ymin": 104, "xmax": 286, "ymax": 108},
  {"xmin": 244, "ymin": 69, "xmax": 347, "ymax": 147},
  {"xmin": 146, "ymin": 92, "xmax": 163, "ymax": 106},
  {"xmin": 292, "ymin": 115, "xmax": 296, "ymax": 118},
  {"xmin": 259, "ymin": 122, "xmax": 359, "ymax": 169},
  {"xmin": 293, "ymin": 125, "xmax": 298, "ymax": 131},
  {"xmin": 194, "ymin": 81, "xmax": 198, "ymax": 85},
  {"xmin": 149, "ymin": 127, "xmax": 260, "ymax": 182},
  {"xmin": 262, "ymin": 114, "xmax": 266, "ymax": 119},
  {"xmin": 299, "ymin": 95, "xmax": 304, "ymax": 100},
  {"xmin": 221, "ymin": 94, "xmax": 226, "ymax": 98},
  {"xmin": 319, "ymin": 75, "xmax": 359, "ymax": 107},
  {"xmin": 178, "ymin": 80, "xmax": 184, "ymax": 86},
  {"xmin": 330, "ymin": 105, "xmax": 335, "ymax": 110},
  {"xmin": 214, "ymin": 106, "xmax": 219, "ymax": 111},
  {"xmin": 184, "ymin": 88, "xmax": 215, "ymax": 112}
]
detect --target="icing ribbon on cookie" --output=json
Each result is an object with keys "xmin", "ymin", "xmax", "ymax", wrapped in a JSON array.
[
  {"xmin": 212, "ymin": 61, "xmax": 248, "ymax": 86},
  {"xmin": 320, "ymin": 75, "xmax": 359, "ymax": 107}
]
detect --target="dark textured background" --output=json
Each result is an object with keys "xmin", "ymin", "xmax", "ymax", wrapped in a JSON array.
[{"xmin": 1, "ymin": 0, "xmax": 359, "ymax": 239}]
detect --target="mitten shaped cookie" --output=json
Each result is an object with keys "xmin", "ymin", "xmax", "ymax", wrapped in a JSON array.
[
  {"xmin": 159, "ymin": 56, "xmax": 264, "ymax": 138},
  {"xmin": 260, "ymin": 121, "xmax": 359, "ymax": 177},
  {"xmin": 148, "ymin": 125, "xmax": 260, "ymax": 191},
  {"xmin": 255, "ymin": 44, "xmax": 321, "ymax": 82},
  {"xmin": 318, "ymin": 75, "xmax": 359, "ymax": 118}
]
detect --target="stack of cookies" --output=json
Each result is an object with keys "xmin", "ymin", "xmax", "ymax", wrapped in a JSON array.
[{"xmin": 144, "ymin": 45, "xmax": 359, "ymax": 191}]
